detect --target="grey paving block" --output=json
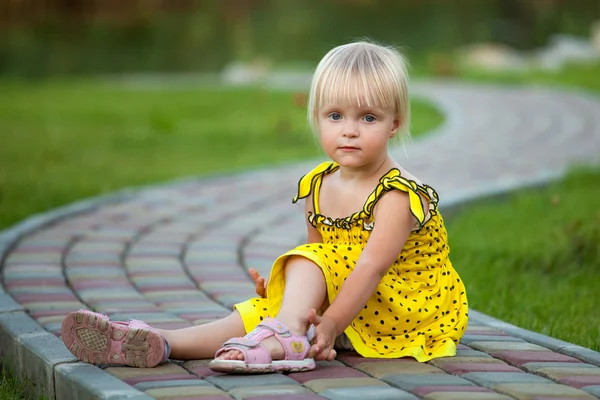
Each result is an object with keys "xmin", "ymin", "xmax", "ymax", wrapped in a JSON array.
[
  {"xmin": 0, "ymin": 311, "xmax": 78, "ymax": 400},
  {"xmin": 559, "ymin": 345, "xmax": 600, "ymax": 367},
  {"xmin": 522, "ymin": 362, "xmax": 599, "ymax": 372},
  {"xmin": 462, "ymin": 372, "xmax": 552, "ymax": 388},
  {"xmin": 455, "ymin": 349, "xmax": 493, "ymax": 358},
  {"xmin": 320, "ymin": 386, "xmax": 418, "ymax": 400},
  {"xmin": 134, "ymin": 379, "xmax": 213, "ymax": 392},
  {"xmin": 582, "ymin": 385, "xmax": 600, "ymax": 397},
  {"xmin": 0, "ymin": 292, "xmax": 23, "ymax": 314},
  {"xmin": 382, "ymin": 373, "xmax": 474, "ymax": 391},
  {"xmin": 459, "ymin": 335, "xmax": 524, "ymax": 344},
  {"xmin": 55, "ymin": 362, "xmax": 154, "ymax": 400},
  {"xmin": 229, "ymin": 384, "xmax": 312, "ymax": 399},
  {"xmin": 206, "ymin": 373, "xmax": 298, "ymax": 391}
]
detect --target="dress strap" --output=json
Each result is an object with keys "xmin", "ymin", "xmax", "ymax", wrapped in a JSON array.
[
  {"xmin": 362, "ymin": 169, "xmax": 438, "ymax": 227},
  {"xmin": 293, "ymin": 162, "xmax": 339, "ymax": 214}
]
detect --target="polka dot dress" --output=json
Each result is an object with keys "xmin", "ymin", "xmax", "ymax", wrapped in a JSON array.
[{"xmin": 234, "ymin": 162, "xmax": 468, "ymax": 362}]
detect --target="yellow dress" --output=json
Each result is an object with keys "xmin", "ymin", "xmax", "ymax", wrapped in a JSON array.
[{"xmin": 235, "ymin": 161, "xmax": 468, "ymax": 362}]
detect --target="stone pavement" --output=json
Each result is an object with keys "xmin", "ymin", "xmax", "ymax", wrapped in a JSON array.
[{"xmin": 1, "ymin": 81, "xmax": 599, "ymax": 400}]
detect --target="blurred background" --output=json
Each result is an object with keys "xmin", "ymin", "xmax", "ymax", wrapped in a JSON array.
[
  {"xmin": 0, "ymin": 3, "xmax": 599, "ymax": 380},
  {"xmin": 1, "ymin": 0, "xmax": 599, "ymax": 77}
]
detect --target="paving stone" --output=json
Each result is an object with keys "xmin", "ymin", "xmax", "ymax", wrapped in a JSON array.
[
  {"xmin": 105, "ymin": 362, "xmax": 188, "ymax": 380},
  {"xmin": 182, "ymin": 360, "xmax": 221, "ymax": 379},
  {"xmin": 581, "ymin": 385, "xmax": 600, "ymax": 397},
  {"xmin": 430, "ymin": 356, "xmax": 505, "ymax": 368},
  {"xmin": 424, "ymin": 393, "xmax": 513, "ymax": 400},
  {"xmin": 412, "ymin": 385, "xmax": 493, "ymax": 396},
  {"xmin": 439, "ymin": 362, "xmax": 522, "ymax": 375},
  {"xmin": 491, "ymin": 350, "xmax": 584, "ymax": 366},
  {"xmin": 559, "ymin": 375, "xmax": 600, "ymax": 388},
  {"xmin": 354, "ymin": 360, "xmax": 444, "ymax": 377},
  {"xmin": 319, "ymin": 385, "xmax": 417, "ymax": 400},
  {"xmin": 0, "ymin": 292, "xmax": 24, "ymax": 313},
  {"xmin": 469, "ymin": 341, "xmax": 552, "ymax": 352},
  {"xmin": 460, "ymin": 335, "xmax": 525, "ymax": 344},
  {"xmin": 287, "ymin": 366, "xmax": 367, "ymax": 383},
  {"xmin": 228, "ymin": 384, "xmax": 313, "ymax": 399},
  {"xmin": 124, "ymin": 373, "xmax": 201, "ymax": 385},
  {"xmin": 55, "ymin": 362, "xmax": 153, "ymax": 400},
  {"xmin": 536, "ymin": 366, "xmax": 600, "ymax": 380},
  {"xmin": 454, "ymin": 349, "xmax": 493, "ymax": 358},
  {"xmin": 559, "ymin": 347, "xmax": 600, "ymax": 368},
  {"xmin": 382, "ymin": 373, "xmax": 475, "ymax": 391},
  {"xmin": 336, "ymin": 351, "xmax": 416, "ymax": 366},
  {"xmin": 315, "ymin": 360, "xmax": 345, "ymax": 368},
  {"xmin": 145, "ymin": 385, "xmax": 228, "ymax": 399},
  {"xmin": 206, "ymin": 374, "xmax": 298, "ymax": 391},
  {"xmin": 522, "ymin": 362, "xmax": 599, "ymax": 373},
  {"xmin": 462, "ymin": 372, "xmax": 552, "ymax": 387},
  {"xmin": 303, "ymin": 377, "xmax": 387, "ymax": 393},
  {"xmin": 134, "ymin": 379, "xmax": 213, "ymax": 391},
  {"xmin": 245, "ymin": 395, "xmax": 325, "ymax": 400},
  {"xmin": 494, "ymin": 383, "xmax": 597, "ymax": 399}
]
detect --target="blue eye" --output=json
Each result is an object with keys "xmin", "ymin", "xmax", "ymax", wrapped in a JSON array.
[
  {"xmin": 364, "ymin": 115, "xmax": 376, "ymax": 122},
  {"xmin": 329, "ymin": 112, "xmax": 342, "ymax": 121}
]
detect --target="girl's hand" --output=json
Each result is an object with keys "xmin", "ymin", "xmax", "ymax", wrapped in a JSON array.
[
  {"xmin": 307, "ymin": 309, "xmax": 337, "ymax": 361},
  {"xmin": 249, "ymin": 268, "xmax": 268, "ymax": 298}
]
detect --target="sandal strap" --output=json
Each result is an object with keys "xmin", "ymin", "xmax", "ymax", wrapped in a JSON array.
[
  {"xmin": 251, "ymin": 318, "xmax": 311, "ymax": 360},
  {"xmin": 214, "ymin": 318, "xmax": 311, "ymax": 363}
]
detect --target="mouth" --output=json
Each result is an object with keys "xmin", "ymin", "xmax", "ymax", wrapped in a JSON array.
[{"xmin": 338, "ymin": 146, "xmax": 360, "ymax": 151}]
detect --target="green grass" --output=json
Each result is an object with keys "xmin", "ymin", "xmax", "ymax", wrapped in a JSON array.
[
  {"xmin": 446, "ymin": 167, "xmax": 600, "ymax": 351},
  {"xmin": 0, "ymin": 367, "xmax": 41, "ymax": 400},
  {"xmin": 0, "ymin": 80, "xmax": 443, "ymax": 231},
  {"xmin": 458, "ymin": 61, "xmax": 600, "ymax": 92}
]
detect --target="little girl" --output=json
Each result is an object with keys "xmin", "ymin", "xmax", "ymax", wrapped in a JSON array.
[{"xmin": 61, "ymin": 41, "xmax": 468, "ymax": 374}]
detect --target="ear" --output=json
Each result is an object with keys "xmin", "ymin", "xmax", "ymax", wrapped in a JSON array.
[{"xmin": 389, "ymin": 117, "xmax": 401, "ymax": 138}]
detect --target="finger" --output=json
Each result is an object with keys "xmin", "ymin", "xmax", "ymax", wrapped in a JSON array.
[
  {"xmin": 326, "ymin": 348, "xmax": 337, "ymax": 361},
  {"xmin": 249, "ymin": 268, "xmax": 261, "ymax": 284},
  {"xmin": 256, "ymin": 278, "xmax": 265, "ymax": 297},
  {"xmin": 314, "ymin": 345, "xmax": 333, "ymax": 361},
  {"xmin": 307, "ymin": 343, "xmax": 319, "ymax": 358},
  {"xmin": 307, "ymin": 309, "xmax": 322, "ymax": 326}
]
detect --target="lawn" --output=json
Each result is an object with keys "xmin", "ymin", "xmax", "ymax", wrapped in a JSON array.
[
  {"xmin": 445, "ymin": 167, "xmax": 600, "ymax": 351},
  {"xmin": 0, "ymin": 367, "xmax": 41, "ymax": 400},
  {"xmin": 458, "ymin": 61, "xmax": 600, "ymax": 92},
  {"xmin": 0, "ymin": 80, "xmax": 443, "ymax": 230}
]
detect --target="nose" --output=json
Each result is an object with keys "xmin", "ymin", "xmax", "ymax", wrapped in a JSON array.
[{"xmin": 342, "ymin": 120, "xmax": 359, "ymax": 138}]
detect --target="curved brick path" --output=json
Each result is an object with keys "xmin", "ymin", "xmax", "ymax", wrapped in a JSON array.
[{"xmin": 1, "ymin": 81, "xmax": 600, "ymax": 400}]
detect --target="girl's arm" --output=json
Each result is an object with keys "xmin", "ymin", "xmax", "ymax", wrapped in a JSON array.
[{"xmin": 323, "ymin": 190, "xmax": 415, "ymax": 335}]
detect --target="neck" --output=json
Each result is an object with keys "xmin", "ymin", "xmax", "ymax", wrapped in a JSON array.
[{"xmin": 338, "ymin": 155, "xmax": 392, "ymax": 182}]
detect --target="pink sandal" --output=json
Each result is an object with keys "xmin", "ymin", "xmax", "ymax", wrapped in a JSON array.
[
  {"xmin": 61, "ymin": 309, "xmax": 168, "ymax": 368},
  {"xmin": 209, "ymin": 318, "xmax": 315, "ymax": 374}
]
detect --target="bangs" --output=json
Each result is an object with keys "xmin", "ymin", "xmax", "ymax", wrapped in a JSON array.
[{"xmin": 316, "ymin": 64, "xmax": 397, "ymax": 111}]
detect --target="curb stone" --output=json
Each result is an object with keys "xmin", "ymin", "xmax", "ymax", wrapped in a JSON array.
[
  {"xmin": 55, "ymin": 363, "xmax": 153, "ymax": 400},
  {"xmin": 469, "ymin": 310, "xmax": 600, "ymax": 368}
]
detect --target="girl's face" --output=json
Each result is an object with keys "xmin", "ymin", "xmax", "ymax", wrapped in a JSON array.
[{"xmin": 317, "ymin": 104, "xmax": 400, "ymax": 169}]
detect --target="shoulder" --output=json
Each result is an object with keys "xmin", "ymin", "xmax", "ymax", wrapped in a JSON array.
[
  {"xmin": 371, "ymin": 168, "xmax": 438, "ymax": 228},
  {"xmin": 293, "ymin": 161, "xmax": 338, "ymax": 203}
]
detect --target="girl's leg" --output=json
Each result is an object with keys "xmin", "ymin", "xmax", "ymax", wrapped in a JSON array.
[
  {"xmin": 156, "ymin": 311, "xmax": 246, "ymax": 359},
  {"xmin": 218, "ymin": 256, "xmax": 326, "ymax": 360}
]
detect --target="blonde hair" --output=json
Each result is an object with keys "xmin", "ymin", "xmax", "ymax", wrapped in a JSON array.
[{"xmin": 307, "ymin": 41, "xmax": 411, "ymax": 138}]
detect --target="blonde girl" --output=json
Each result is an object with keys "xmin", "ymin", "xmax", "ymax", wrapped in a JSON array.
[{"xmin": 61, "ymin": 40, "xmax": 468, "ymax": 374}]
